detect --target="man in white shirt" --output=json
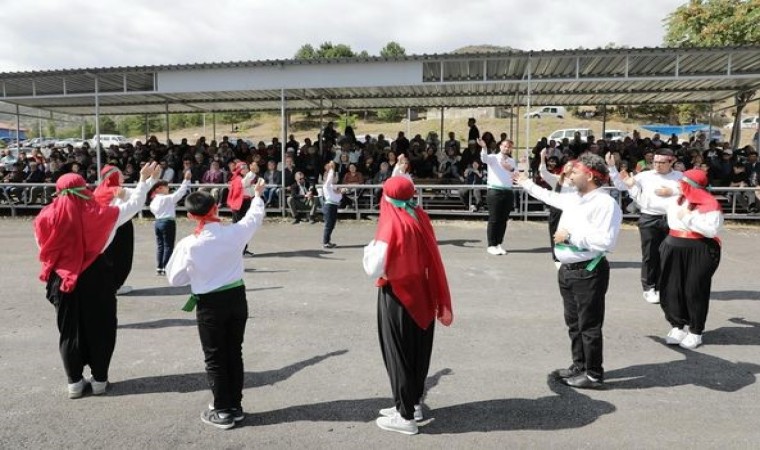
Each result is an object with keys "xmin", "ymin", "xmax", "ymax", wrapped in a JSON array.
[
  {"xmin": 477, "ymin": 138, "xmax": 516, "ymax": 255},
  {"xmin": 516, "ymin": 153, "xmax": 622, "ymax": 390},
  {"xmin": 606, "ymin": 149, "xmax": 682, "ymax": 304},
  {"xmin": 166, "ymin": 179, "xmax": 266, "ymax": 430}
]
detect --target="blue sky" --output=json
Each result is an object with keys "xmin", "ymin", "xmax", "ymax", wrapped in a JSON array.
[{"xmin": 0, "ymin": 0, "xmax": 686, "ymax": 72}]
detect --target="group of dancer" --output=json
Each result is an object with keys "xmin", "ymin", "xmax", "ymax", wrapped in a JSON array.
[{"xmin": 33, "ymin": 136, "xmax": 722, "ymax": 435}]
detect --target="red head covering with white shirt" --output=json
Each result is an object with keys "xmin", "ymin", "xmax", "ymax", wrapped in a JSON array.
[
  {"xmin": 678, "ymin": 169, "xmax": 720, "ymax": 213},
  {"xmin": 226, "ymin": 162, "xmax": 248, "ymax": 211},
  {"xmin": 92, "ymin": 165, "xmax": 122, "ymax": 206},
  {"xmin": 375, "ymin": 176, "xmax": 453, "ymax": 329},
  {"xmin": 34, "ymin": 173, "xmax": 119, "ymax": 293}
]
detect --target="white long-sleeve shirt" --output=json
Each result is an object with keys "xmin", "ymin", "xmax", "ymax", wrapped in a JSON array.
[
  {"xmin": 165, "ymin": 196, "xmax": 265, "ymax": 294},
  {"xmin": 242, "ymin": 171, "xmax": 257, "ymax": 198},
  {"xmin": 609, "ymin": 167, "xmax": 682, "ymax": 215},
  {"xmin": 666, "ymin": 200, "xmax": 723, "ymax": 238},
  {"xmin": 539, "ymin": 163, "xmax": 576, "ymax": 194},
  {"xmin": 521, "ymin": 180, "xmax": 622, "ymax": 263},
  {"xmin": 103, "ymin": 179, "xmax": 156, "ymax": 251},
  {"xmin": 149, "ymin": 180, "xmax": 190, "ymax": 220},
  {"xmin": 480, "ymin": 148, "xmax": 515, "ymax": 188},
  {"xmin": 363, "ymin": 240, "xmax": 389, "ymax": 279},
  {"xmin": 322, "ymin": 169, "xmax": 342, "ymax": 205}
]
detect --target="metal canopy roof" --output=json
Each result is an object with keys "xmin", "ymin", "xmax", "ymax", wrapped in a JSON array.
[{"xmin": 1, "ymin": 46, "xmax": 759, "ymax": 116}]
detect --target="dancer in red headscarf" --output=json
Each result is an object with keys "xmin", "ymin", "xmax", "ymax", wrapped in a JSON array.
[
  {"xmin": 93, "ymin": 164, "xmax": 135, "ymax": 294},
  {"xmin": 34, "ymin": 163, "xmax": 160, "ymax": 399},
  {"xmin": 363, "ymin": 175, "xmax": 453, "ymax": 436},
  {"xmin": 226, "ymin": 161, "xmax": 256, "ymax": 256},
  {"xmin": 658, "ymin": 169, "xmax": 723, "ymax": 350}
]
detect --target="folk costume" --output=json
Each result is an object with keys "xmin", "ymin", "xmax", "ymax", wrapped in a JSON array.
[
  {"xmin": 659, "ymin": 169, "xmax": 723, "ymax": 349},
  {"xmin": 363, "ymin": 176, "xmax": 453, "ymax": 435},
  {"xmin": 35, "ymin": 173, "xmax": 154, "ymax": 397}
]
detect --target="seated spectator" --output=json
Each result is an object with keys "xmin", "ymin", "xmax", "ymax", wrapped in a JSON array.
[
  {"xmin": 262, "ymin": 160, "xmax": 283, "ymax": 207},
  {"xmin": 159, "ymin": 159, "xmax": 176, "ymax": 182},
  {"xmin": 200, "ymin": 160, "xmax": 226, "ymax": 202},
  {"xmin": 341, "ymin": 163, "xmax": 365, "ymax": 209},
  {"xmin": 287, "ymin": 171, "xmax": 318, "ymax": 224},
  {"xmin": 416, "ymin": 147, "xmax": 439, "ymax": 179},
  {"xmin": 635, "ymin": 149, "xmax": 654, "ymax": 174},
  {"xmin": 438, "ymin": 148, "xmax": 463, "ymax": 183},
  {"xmin": 459, "ymin": 160, "xmax": 486, "ymax": 211}
]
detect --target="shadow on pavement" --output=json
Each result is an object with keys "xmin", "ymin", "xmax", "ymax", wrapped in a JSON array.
[
  {"xmin": 110, "ymin": 350, "xmax": 349, "ymax": 396},
  {"xmin": 707, "ymin": 318, "xmax": 760, "ymax": 345},
  {"xmin": 252, "ymin": 249, "xmax": 341, "ymax": 260},
  {"xmin": 605, "ymin": 336, "xmax": 760, "ymax": 392},
  {"xmin": 608, "ymin": 261, "xmax": 642, "ymax": 269},
  {"xmin": 436, "ymin": 239, "xmax": 481, "ymax": 248},
  {"xmin": 711, "ymin": 290, "xmax": 760, "ymax": 301},
  {"xmin": 126, "ymin": 286, "xmax": 191, "ymax": 296}
]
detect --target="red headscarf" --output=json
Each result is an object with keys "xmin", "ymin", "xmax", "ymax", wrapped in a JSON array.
[
  {"xmin": 226, "ymin": 162, "xmax": 248, "ymax": 211},
  {"xmin": 92, "ymin": 165, "xmax": 122, "ymax": 206},
  {"xmin": 678, "ymin": 169, "xmax": 721, "ymax": 213},
  {"xmin": 375, "ymin": 176, "xmax": 453, "ymax": 329},
  {"xmin": 34, "ymin": 173, "xmax": 119, "ymax": 293},
  {"xmin": 188, "ymin": 204, "xmax": 221, "ymax": 235}
]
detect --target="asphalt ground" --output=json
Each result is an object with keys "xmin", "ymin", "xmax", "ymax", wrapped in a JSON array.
[{"xmin": 1, "ymin": 216, "xmax": 759, "ymax": 449}]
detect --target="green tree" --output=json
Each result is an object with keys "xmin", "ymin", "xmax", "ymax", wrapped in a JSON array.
[
  {"xmin": 380, "ymin": 41, "xmax": 406, "ymax": 57},
  {"xmin": 295, "ymin": 44, "xmax": 316, "ymax": 59},
  {"xmin": 664, "ymin": 0, "xmax": 760, "ymax": 147},
  {"xmin": 294, "ymin": 42, "xmax": 356, "ymax": 59}
]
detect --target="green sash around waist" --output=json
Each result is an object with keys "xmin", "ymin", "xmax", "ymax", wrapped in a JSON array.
[{"xmin": 182, "ymin": 279, "xmax": 244, "ymax": 312}]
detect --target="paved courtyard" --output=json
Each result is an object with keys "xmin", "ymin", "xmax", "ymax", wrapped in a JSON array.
[{"xmin": 1, "ymin": 216, "xmax": 759, "ymax": 449}]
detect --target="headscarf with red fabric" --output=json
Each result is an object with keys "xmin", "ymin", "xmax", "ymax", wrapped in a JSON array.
[
  {"xmin": 34, "ymin": 173, "xmax": 119, "ymax": 293},
  {"xmin": 374, "ymin": 176, "xmax": 453, "ymax": 329},
  {"xmin": 226, "ymin": 162, "xmax": 248, "ymax": 211},
  {"xmin": 92, "ymin": 165, "xmax": 122, "ymax": 206},
  {"xmin": 678, "ymin": 169, "xmax": 720, "ymax": 213}
]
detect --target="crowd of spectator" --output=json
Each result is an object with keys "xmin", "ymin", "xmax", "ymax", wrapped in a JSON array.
[{"xmin": 1, "ymin": 119, "xmax": 758, "ymax": 214}]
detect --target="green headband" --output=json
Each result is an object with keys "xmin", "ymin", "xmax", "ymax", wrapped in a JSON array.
[
  {"xmin": 58, "ymin": 186, "xmax": 90, "ymax": 200},
  {"xmin": 385, "ymin": 196, "xmax": 418, "ymax": 220},
  {"xmin": 682, "ymin": 176, "xmax": 703, "ymax": 189}
]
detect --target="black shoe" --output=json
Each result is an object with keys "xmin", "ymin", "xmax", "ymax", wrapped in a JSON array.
[
  {"xmin": 209, "ymin": 403, "xmax": 244, "ymax": 422},
  {"xmin": 309, "ymin": 217, "xmax": 318, "ymax": 224},
  {"xmin": 551, "ymin": 365, "xmax": 584, "ymax": 379},
  {"xmin": 562, "ymin": 373, "xmax": 605, "ymax": 390},
  {"xmin": 243, "ymin": 250, "xmax": 255, "ymax": 257},
  {"xmin": 323, "ymin": 242, "xmax": 336, "ymax": 249},
  {"xmin": 201, "ymin": 408, "xmax": 235, "ymax": 429},
  {"xmin": 292, "ymin": 219, "xmax": 301, "ymax": 224}
]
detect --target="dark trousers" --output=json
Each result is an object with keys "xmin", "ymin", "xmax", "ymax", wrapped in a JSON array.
[
  {"xmin": 322, "ymin": 203, "xmax": 338, "ymax": 244},
  {"xmin": 486, "ymin": 188, "xmax": 514, "ymax": 247},
  {"xmin": 638, "ymin": 214, "xmax": 668, "ymax": 291},
  {"xmin": 104, "ymin": 220, "xmax": 134, "ymax": 290},
  {"xmin": 232, "ymin": 197, "xmax": 252, "ymax": 254},
  {"xmin": 377, "ymin": 284, "xmax": 435, "ymax": 421},
  {"xmin": 196, "ymin": 285, "xmax": 248, "ymax": 410},
  {"xmin": 558, "ymin": 258, "xmax": 609, "ymax": 380},
  {"xmin": 154, "ymin": 219, "xmax": 176, "ymax": 269},
  {"xmin": 46, "ymin": 254, "xmax": 117, "ymax": 383},
  {"xmin": 659, "ymin": 236, "xmax": 721, "ymax": 335},
  {"xmin": 548, "ymin": 207, "xmax": 562, "ymax": 262}
]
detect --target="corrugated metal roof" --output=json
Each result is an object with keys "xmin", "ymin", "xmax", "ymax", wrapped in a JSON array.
[{"xmin": 1, "ymin": 46, "xmax": 759, "ymax": 116}]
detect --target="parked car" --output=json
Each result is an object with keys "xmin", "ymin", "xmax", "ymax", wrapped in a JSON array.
[
  {"xmin": 740, "ymin": 116, "xmax": 759, "ymax": 129},
  {"xmin": 53, "ymin": 138, "xmax": 86, "ymax": 148},
  {"xmin": 24, "ymin": 137, "xmax": 56, "ymax": 148},
  {"xmin": 603, "ymin": 130, "xmax": 628, "ymax": 141},
  {"xmin": 689, "ymin": 129, "xmax": 723, "ymax": 142},
  {"xmin": 524, "ymin": 106, "xmax": 567, "ymax": 119},
  {"xmin": 89, "ymin": 134, "xmax": 130, "ymax": 148},
  {"xmin": 548, "ymin": 128, "xmax": 594, "ymax": 142}
]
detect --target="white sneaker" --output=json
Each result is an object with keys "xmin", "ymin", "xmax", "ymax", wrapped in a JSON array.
[
  {"xmin": 116, "ymin": 285, "xmax": 133, "ymax": 295},
  {"xmin": 376, "ymin": 414, "xmax": 418, "ymax": 435},
  {"xmin": 679, "ymin": 332, "xmax": 702, "ymax": 349},
  {"xmin": 379, "ymin": 404, "xmax": 423, "ymax": 422},
  {"xmin": 496, "ymin": 244, "xmax": 508, "ymax": 255},
  {"xmin": 643, "ymin": 288, "xmax": 660, "ymax": 304},
  {"xmin": 487, "ymin": 246, "xmax": 501, "ymax": 255},
  {"xmin": 90, "ymin": 377, "xmax": 108, "ymax": 395},
  {"xmin": 469, "ymin": 205, "xmax": 477, "ymax": 212},
  {"xmin": 664, "ymin": 327, "xmax": 688, "ymax": 345},
  {"xmin": 554, "ymin": 261, "xmax": 562, "ymax": 270},
  {"xmin": 67, "ymin": 379, "xmax": 87, "ymax": 399}
]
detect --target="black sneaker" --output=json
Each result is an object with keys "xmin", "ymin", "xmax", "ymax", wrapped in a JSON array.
[
  {"xmin": 323, "ymin": 242, "xmax": 337, "ymax": 249},
  {"xmin": 562, "ymin": 373, "xmax": 606, "ymax": 390},
  {"xmin": 551, "ymin": 365, "xmax": 584, "ymax": 379},
  {"xmin": 201, "ymin": 408, "xmax": 235, "ymax": 429},
  {"xmin": 292, "ymin": 218, "xmax": 301, "ymax": 225},
  {"xmin": 209, "ymin": 403, "xmax": 244, "ymax": 422}
]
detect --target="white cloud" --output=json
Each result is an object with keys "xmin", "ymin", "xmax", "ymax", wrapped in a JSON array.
[{"xmin": 0, "ymin": 0, "xmax": 686, "ymax": 72}]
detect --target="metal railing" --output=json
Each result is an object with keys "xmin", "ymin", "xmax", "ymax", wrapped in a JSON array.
[{"xmin": 1, "ymin": 182, "xmax": 758, "ymax": 220}]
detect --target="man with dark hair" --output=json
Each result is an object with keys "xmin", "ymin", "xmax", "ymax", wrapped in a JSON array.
[
  {"xmin": 516, "ymin": 153, "xmax": 622, "ymax": 389},
  {"xmin": 477, "ymin": 138, "xmax": 516, "ymax": 255},
  {"xmin": 467, "ymin": 118, "xmax": 480, "ymax": 142},
  {"xmin": 166, "ymin": 179, "xmax": 266, "ymax": 430},
  {"xmin": 606, "ymin": 148, "xmax": 682, "ymax": 304}
]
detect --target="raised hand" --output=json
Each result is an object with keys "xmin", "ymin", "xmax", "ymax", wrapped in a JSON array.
[
  {"xmin": 139, "ymin": 162, "xmax": 158, "ymax": 182},
  {"xmin": 513, "ymin": 170, "xmax": 529, "ymax": 185},
  {"xmin": 604, "ymin": 152, "xmax": 616, "ymax": 168},
  {"xmin": 184, "ymin": 169, "xmax": 192, "ymax": 181},
  {"xmin": 253, "ymin": 178, "xmax": 266, "ymax": 197}
]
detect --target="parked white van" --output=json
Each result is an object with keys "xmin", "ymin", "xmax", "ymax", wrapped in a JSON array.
[
  {"xmin": 524, "ymin": 106, "xmax": 567, "ymax": 119},
  {"xmin": 90, "ymin": 134, "xmax": 130, "ymax": 148},
  {"xmin": 548, "ymin": 128, "xmax": 594, "ymax": 142}
]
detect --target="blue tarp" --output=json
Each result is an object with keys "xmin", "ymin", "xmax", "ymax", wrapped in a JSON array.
[{"xmin": 640, "ymin": 124, "xmax": 710, "ymax": 135}]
